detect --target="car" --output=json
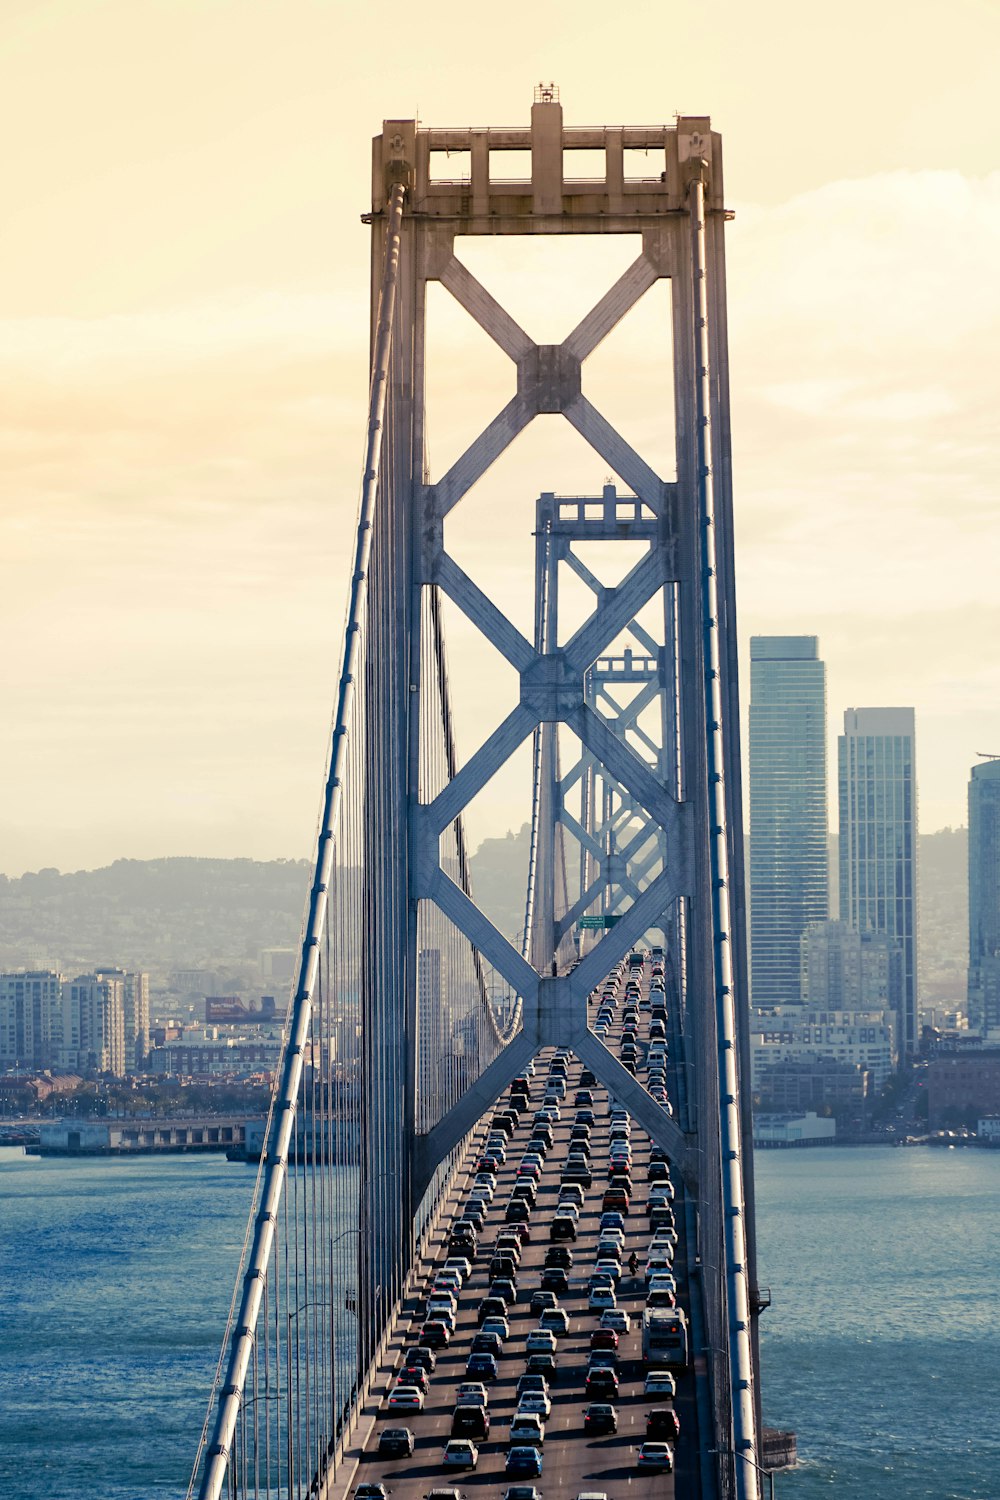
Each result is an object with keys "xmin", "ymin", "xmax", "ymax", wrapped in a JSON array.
[
  {"xmin": 491, "ymin": 1278, "xmax": 517, "ymax": 1305},
  {"xmin": 449, "ymin": 1404, "xmax": 488, "ymax": 1440},
  {"xmin": 646, "ymin": 1408, "xmax": 681, "ymax": 1440},
  {"xmin": 443, "ymin": 1439, "xmax": 479, "ymax": 1468},
  {"xmin": 544, "ymin": 1245, "xmax": 573, "ymax": 1270},
  {"xmin": 378, "ymin": 1427, "xmax": 415, "ymax": 1458},
  {"xmin": 526, "ymin": 1351, "xmax": 557, "ymax": 1382},
  {"xmin": 525, "ymin": 1328, "xmax": 557, "ymax": 1354},
  {"xmin": 505, "ymin": 1446, "xmax": 543, "ymax": 1477},
  {"xmin": 596, "ymin": 1239, "xmax": 623, "ymax": 1264},
  {"xmin": 420, "ymin": 1322, "xmax": 451, "ymax": 1349},
  {"xmin": 398, "ymin": 1365, "xmax": 430, "ymax": 1392},
  {"xmin": 579, "ymin": 1068, "xmax": 597, "ymax": 1087},
  {"xmin": 558, "ymin": 1183, "xmax": 585, "ymax": 1208},
  {"xmin": 516, "ymin": 1372, "xmax": 550, "ymax": 1398},
  {"xmin": 554, "ymin": 1199, "xmax": 580, "ymax": 1220},
  {"xmin": 435, "ymin": 1269, "xmax": 463, "ymax": 1292},
  {"xmin": 479, "ymin": 1296, "xmax": 509, "ymax": 1325},
  {"xmin": 516, "ymin": 1161, "xmax": 542, "ymax": 1182},
  {"xmin": 427, "ymin": 1291, "xmax": 458, "ymax": 1316},
  {"xmin": 388, "ymin": 1385, "xmax": 425, "ymax": 1410},
  {"xmin": 531, "ymin": 1288, "xmax": 560, "ymax": 1314},
  {"xmin": 598, "ymin": 1225, "xmax": 626, "ymax": 1247},
  {"xmin": 539, "ymin": 1307, "xmax": 570, "ymax": 1337},
  {"xmin": 550, "ymin": 1216, "xmax": 576, "ymax": 1242},
  {"xmin": 355, "ymin": 1486, "xmax": 389, "ymax": 1500},
  {"xmin": 585, "ymin": 1367, "xmax": 619, "ymax": 1397},
  {"xmin": 482, "ymin": 1316, "xmax": 511, "ymax": 1341},
  {"xmin": 600, "ymin": 1309, "xmax": 631, "ymax": 1334},
  {"xmin": 489, "ymin": 1255, "xmax": 518, "ymax": 1282},
  {"xmin": 462, "ymin": 1201, "xmax": 487, "ymax": 1227},
  {"xmin": 426, "ymin": 1304, "xmax": 457, "ymax": 1332},
  {"xmin": 583, "ymin": 1403, "xmax": 618, "ymax": 1435},
  {"xmin": 595, "ymin": 1258, "xmax": 622, "ymax": 1282},
  {"xmin": 589, "ymin": 1286, "xmax": 617, "ymax": 1311},
  {"xmin": 444, "ymin": 1257, "xmax": 472, "ymax": 1282},
  {"xmin": 509, "ymin": 1412, "xmax": 546, "ymax": 1446},
  {"xmin": 644, "ymin": 1370, "xmax": 677, "ymax": 1399},
  {"xmin": 506, "ymin": 1200, "xmax": 531, "ymax": 1223},
  {"xmin": 502, "ymin": 1487, "xmax": 542, "ymax": 1500},
  {"xmin": 591, "ymin": 1325, "xmax": 620, "ymax": 1354},
  {"xmin": 515, "ymin": 1391, "xmax": 552, "ymax": 1419},
  {"xmin": 402, "ymin": 1345, "xmax": 437, "ymax": 1372},
  {"xmin": 575, "ymin": 1090, "xmax": 594, "ymax": 1107},
  {"xmin": 465, "ymin": 1351, "xmax": 498, "ymax": 1381},
  {"xmin": 471, "ymin": 1331, "xmax": 503, "ymax": 1358},
  {"xmin": 455, "ymin": 1381, "xmax": 489, "ymax": 1405},
  {"xmin": 472, "ymin": 1175, "xmax": 496, "ymax": 1200},
  {"xmin": 636, "ymin": 1442, "xmax": 674, "ymax": 1471}
]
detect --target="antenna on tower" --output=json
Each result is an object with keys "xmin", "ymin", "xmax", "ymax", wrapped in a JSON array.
[{"xmin": 975, "ymin": 751, "xmax": 1000, "ymax": 760}]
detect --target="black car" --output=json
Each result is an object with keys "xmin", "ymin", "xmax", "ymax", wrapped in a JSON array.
[
  {"xmin": 490, "ymin": 1277, "xmax": 517, "ymax": 1305},
  {"xmin": 526, "ymin": 1350, "xmax": 557, "ymax": 1381},
  {"xmin": 585, "ymin": 1366, "xmax": 620, "ymax": 1397},
  {"xmin": 378, "ymin": 1426, "xmax": 415, "ymax": 1458},
  {"xmin": 478, "ymin": 1295, "xmax": 508, "ymax": 1324},
  {"xmin": 490, "ymin": 1254, "xmax": 518, "ymax": 1281},
  {"xmin": 402, "ymin": 1345, "xmax": 436, "ymax": 1372},
  {"xmin": 579, "ymin": 1068, "xmax": 597, "ymax": 1087},
  {"xmin": 540, "ymin": 1266, "xmax": 569, "ymax": 1295},
  {"xmin": 544, "ymin": 1245, "xmax": 573, "ymax": 1270},
  {"xmin": 646, "ymin": 1408, "xmax": 681, "ymax": 1440},
  {"xmin": 583, "ymin": 1403, "xmax": 618, "ymax": 1435},
  {"xmin": 471, "ymin": 1330, "xmax": 503, "ymax": 1357},
  {"xmin": 452, "ymin": 1405, "xmax": 490, "ymax": 1439}
]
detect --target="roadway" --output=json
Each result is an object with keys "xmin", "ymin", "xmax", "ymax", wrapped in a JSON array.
[{"xmin": 354, "ymin": 952, "xmax": 700, "ymax": 1500}]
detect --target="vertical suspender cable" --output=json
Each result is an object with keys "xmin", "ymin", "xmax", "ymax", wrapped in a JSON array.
[
  {"xmin": 196, "ymin": 180, "xmax": 407, "ymax": 1500},
  {"xmin": 689, "ymin": 170, "xmax": 760, "ymax": 1500}
]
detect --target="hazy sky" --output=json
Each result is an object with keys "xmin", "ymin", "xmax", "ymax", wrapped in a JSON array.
[{"xmin": 2, "ymin": 0, "xmax": 999, "ymax": 876}]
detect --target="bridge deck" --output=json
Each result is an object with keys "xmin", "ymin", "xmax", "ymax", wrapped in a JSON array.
[{"xmin": 349, "ymin": 956, "xmax": 702, "ymax": 1500}]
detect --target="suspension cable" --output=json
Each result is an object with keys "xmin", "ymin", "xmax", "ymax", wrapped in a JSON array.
[{"xmin": 194, "ymin": 180, "xmax": 408, "ymax": 1500}]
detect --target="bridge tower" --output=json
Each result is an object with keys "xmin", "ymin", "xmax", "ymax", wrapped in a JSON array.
[{"xmin": 193, "ymin": 92, "xmax": 761, "ymax": 1500}]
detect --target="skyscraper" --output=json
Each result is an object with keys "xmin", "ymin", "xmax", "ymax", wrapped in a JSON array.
[
  {"xmin": 968, "ymin": 758, "xmax": 1000, "ymax": 1035},
  {"xmin": 749, "ymin": 636, "xmax": 829, "ymax": 1005},
  {"xmin": 839, "ymin": 707, "xmax": 918, "ymax": 1063}
]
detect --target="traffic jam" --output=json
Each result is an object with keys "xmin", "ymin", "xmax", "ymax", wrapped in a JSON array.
[{"xmin": 354, "ymin": 948, "xmax": 693, "ymax": 1500}]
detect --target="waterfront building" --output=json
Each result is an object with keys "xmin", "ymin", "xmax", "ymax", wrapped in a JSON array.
[
  {"xmin": 968, "ymin": 758, "xmax": 1000, "ymax": 1035},
  {"xmin": 839, "ymin": 707, "xmax": 918, "ymax": 1063},
  {"xmin": 927, "ymin": 1048, "xmax": 1000, "ymax": 1127},
  {"xmin": 63, "ymin": 972, "xmax": 126, "ymax": 1075},
  {"xmin": 0, "ymin": 970, "xmax": 64, "ymax": 1070},
  {"xmin": 748, "ymin": 636, "xmax": 828, "ymax": 1006},
  {"xmin": 751, "ymin": 1005, "xmax": 895, "ymax": 1091}
]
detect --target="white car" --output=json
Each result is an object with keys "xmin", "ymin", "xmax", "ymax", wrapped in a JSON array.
[
  {"xmin": 644, "ymin": 1370, "xmax": 677, "ymax": 1398},
  {"xmin": 443, "ymin": 1439, "xmax": 479, "ymax": 1468},
  {"xmin": 525, "ymin": 1329, "xmax": 557, "ymax": 1354},
  {"xmin": 472, "ymin": 1176, "xmax": 496, "ymax": 1201},
  {"xmin": 554, "ymin": 1200, "xmax": 580, "ymax": 1222},
  {"xmin": 516, "ymin": 1392, "xmax": 552, "ymax": 1420},
  {"xmin": 600, "ymin": 1309, "xmax": 631, "ymax": 1335},
  {"xmin": 444, "ymin": 1257, "xmax": 472, "ymax": 1282},
  {"xmin": 456, "ymin": 1382, "xmax": 488, "ymax": 1406},
  {"xmin": 589, "ymin": 1286, "xmax": 617, "ymax": 1311}
]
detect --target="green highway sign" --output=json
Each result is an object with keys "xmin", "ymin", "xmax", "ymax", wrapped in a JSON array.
[{"xmin": 578, "ymin": 914, "xmax": 622, "ymax": 930}]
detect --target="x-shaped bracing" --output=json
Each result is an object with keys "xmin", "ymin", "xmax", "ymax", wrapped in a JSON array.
[{"xmin": 413, "ymin": 247, "xmax": 697, "ymax": 1193}]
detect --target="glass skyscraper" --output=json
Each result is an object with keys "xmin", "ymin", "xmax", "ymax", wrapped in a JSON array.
[
  {"xmin": 838, "ymin": 707, "xmax": 917, "ymax": 1063},
  {"xmin": 749, "ymin": 636, "xmax": 829, "ymax": 1006},
  {"xmin": 968, "ymin": 758, "xmax": 1000, "ymax": 1034}
]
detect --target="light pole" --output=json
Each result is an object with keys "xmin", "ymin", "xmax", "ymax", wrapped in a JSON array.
[{"xmin": 709, "ymin": 1447, "xmax": 775, "ymax": 1500}]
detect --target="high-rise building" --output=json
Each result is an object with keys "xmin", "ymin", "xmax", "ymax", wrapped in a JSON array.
[
  {"xmin": 0, "ymin": 971, "xmax": 64, "ymax": 1070},
  {"xmin": 748, "ymin": 636, "xmax": 829, "ymax": 1005},
  {"xmin": 968, "ymin": 758, "xmax": 1000, "ymax": 1035},
  {"xmin": 839, "ymin": 707, "xmax": 918, "ymax": 1062},
  {"xmin": 800, "ymin": 919, "xmax": 902, "ymax": 1040},
  {"xmin": 64, "ymin": 972, "xmax": 126, "ymax": 1076}
]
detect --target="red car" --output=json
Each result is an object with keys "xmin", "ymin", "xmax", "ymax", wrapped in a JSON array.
[{"xmin": 590, "ymin": 1328, "xmax": 619, "ymax": 1351}]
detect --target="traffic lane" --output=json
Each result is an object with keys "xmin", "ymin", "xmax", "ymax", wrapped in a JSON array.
[{"xmin": 362, "ymin": 1047, "xmax": 681, "ymax": 1498}]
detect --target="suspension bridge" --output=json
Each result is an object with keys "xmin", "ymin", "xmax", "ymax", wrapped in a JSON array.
[{"xmin": 188, "ymin": 91, "xmax": 764, "ymax": 1500}]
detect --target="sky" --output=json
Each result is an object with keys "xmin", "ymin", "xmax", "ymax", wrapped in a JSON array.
[{"xmin": 2, "ymin": 0, "xmax": 999, "ymax": 876}]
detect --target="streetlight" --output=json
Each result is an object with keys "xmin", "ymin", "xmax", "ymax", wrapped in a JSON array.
[{"xmin": 709, "ymin": 1447, "xmax": 775, "ymax": 1500}]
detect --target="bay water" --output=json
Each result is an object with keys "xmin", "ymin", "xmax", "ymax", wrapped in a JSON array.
[{"xmin": 1, "ymin": 1145, "xmax": 998, "ymax": 1498}]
